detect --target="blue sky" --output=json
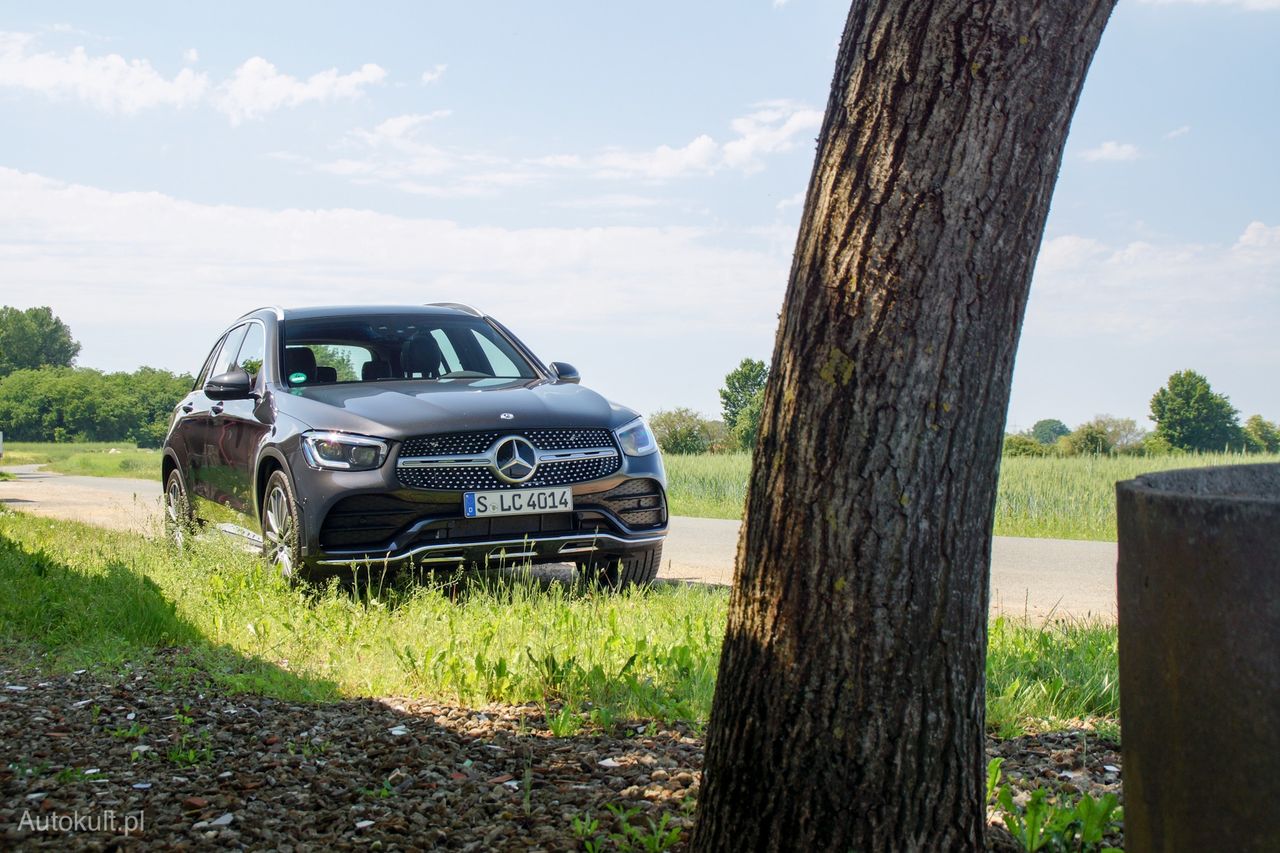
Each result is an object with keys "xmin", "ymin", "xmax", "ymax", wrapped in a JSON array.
[{"xmin": 1, "ymin": 0, "xmax": 1277, "ymax": 431}]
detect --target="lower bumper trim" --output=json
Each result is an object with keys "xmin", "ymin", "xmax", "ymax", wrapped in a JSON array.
[{"xmin": 315, "ymin": 531, "xmax": 666, "ymax": 567}]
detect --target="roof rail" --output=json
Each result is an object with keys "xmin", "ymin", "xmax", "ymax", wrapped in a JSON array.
[
  {"xmin": 238, "ymin": 305, "xmax": 285, "ymax": 320},
  {"xmin": 425, "ymin": 302, "xmax": 483, "ymax": 317}
]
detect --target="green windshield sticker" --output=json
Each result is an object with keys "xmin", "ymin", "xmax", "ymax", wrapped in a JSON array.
[{"xmin": 289, "ymin": 372, "xmax": 307, "ymax": 384}]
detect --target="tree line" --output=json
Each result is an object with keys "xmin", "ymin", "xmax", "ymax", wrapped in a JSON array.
[
  {"xmin": 0, "ymin": 306, "xmax": 192, "ymax": 447},
  {"xmin": 1005, "ymin": 369, "xmax": 1278, "ymax": 456},
  {"xmin": 651, "ymin": 360, "xmax": 1277, "ymax": 458}
]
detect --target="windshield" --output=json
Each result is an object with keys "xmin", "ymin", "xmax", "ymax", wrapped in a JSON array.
[{"xmin": 280, "ymin": 313, "xmax": 538, "ymax": 387}]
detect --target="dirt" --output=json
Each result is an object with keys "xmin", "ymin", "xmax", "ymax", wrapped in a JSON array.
[{"xmin": 0, "ymin": 654, "xmax": 1122, "ymax": 851}]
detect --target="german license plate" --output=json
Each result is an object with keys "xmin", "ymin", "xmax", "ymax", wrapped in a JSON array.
[{"xmin": 464, "ymin": 487, "xmax": 573, "ymax": 518}]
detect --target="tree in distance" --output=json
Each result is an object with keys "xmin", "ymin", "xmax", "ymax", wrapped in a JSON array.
[
  {"xmin": 649, "ymin": 408, "xmax": 714, "ymax": 455},
  {"xmin": 0, "ymin": 306, "xmax": 81, "ymax": 379},
  {"xmin": 1149, "ymin": 370, "xmax": 1245, "ymax": 452},
  {"xmin": 691, "ymin": 1, "xmax": 1116, "ymax": 850},
  {"xmin": 1244, "ymin": 414, "xmax": 1280, "ymax": 453},
  {"xmin": 1030, "ymin": 418, "xmax": 1070, "ymax": 445},
  {"xmin": 719, "ymin": 358, "xmax": 767, "ymax": 450}
]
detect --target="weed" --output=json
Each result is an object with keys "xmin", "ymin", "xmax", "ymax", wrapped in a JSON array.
[
  {"xmin": 110, "ymin": 722, "xmax": 149, "ymax": 740},
  {"xmin": 359, "ymin": 778, "xmax": 396, "ymax": 799},
  {"xmin": 166, "ymin": 730, "xmax": 213, "ymax": 766},
  {"xmin": 605, "ymin": 804, "xmax": 683, "ymax": 852},
  {"xmin": 988, "ymin": 758, "xmax": 1123, "ymax": 852}
]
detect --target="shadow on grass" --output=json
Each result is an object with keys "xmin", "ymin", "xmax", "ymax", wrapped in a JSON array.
[{"xmin": 0, "ymin": 530, "xmax": 338, "ymax": 702}]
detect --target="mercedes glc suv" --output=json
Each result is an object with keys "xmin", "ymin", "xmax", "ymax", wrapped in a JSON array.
[{"xmin": 161, "ymin": 305, "xmax": 668, "ymax": 585}]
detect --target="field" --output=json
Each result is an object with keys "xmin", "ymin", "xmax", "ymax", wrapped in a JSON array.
[
  {"xmin": 0, "ymin": 508, "xmax": 1117, "ymax": 737},
  {"xmin": 0, "ymin": 440, "xmax": 161, "ymax": 479},
  {"xmin": 665, "ymin": 450, "xmax": 1280, "ymax": 541}
]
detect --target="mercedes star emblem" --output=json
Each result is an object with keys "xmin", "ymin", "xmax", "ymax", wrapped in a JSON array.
[
  {"xmin": 499, "ymin": 412, "xmax": 515, "ymax": 420},
  {"xmin": 492, "ymin": 436, "xmax": 537, "ymax": 484}
]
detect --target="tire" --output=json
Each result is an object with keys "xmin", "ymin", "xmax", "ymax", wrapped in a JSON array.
[
  {"xmin": 578, "ymin": 543, "xmax": 662, "ymax": 590},
  {"xmin": 163, "ymin": 468, "xmax": 194, "ymax": 548},
  {"xmin": 261, "ymin": 469, "xmax": 306, "ymax": 580}
]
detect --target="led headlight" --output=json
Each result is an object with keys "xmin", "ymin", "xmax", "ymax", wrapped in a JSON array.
[
  {"xmin": 300, "ymin": 431, "xmax": 389, "ymax": 471},
  {"xmin": 615, "ymin": 417, "xmax": 658, "ymax": 457}
]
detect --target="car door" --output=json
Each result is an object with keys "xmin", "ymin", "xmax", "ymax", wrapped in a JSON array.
[
  {"xmin": 209, "ymin": 320, "xmax": 271, "ymax": 523},
  {"xmin": 192, "ymin": 323, "xmax": 249, "ymax": 514},
  {"xmin": 170, "ymin": 332, "xmax": 227, "ymax": 496}
]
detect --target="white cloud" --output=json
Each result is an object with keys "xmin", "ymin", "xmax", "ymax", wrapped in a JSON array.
[
  {"xmin": 0, "ymin": 167, "xmax": 788, "ymax": 416},
  {"xmin": 0, "ymin": 31, "xmax": 384, "ymax": 123},
  {"xmin": 1011, "ymin": 222, "xmax": 1280, "ymax": 426},
  {"xmin": 420, "ymin": 63, "xmax": 447, "ymax": 84},
  {"xmin": 216, "ymin": 57, "xmax": 386, "ymax": 124},
  {"xmin": 1139, "ymin": 0, "xmax": 1280, "ymax": 10},
  {"xmin": 776, "ymin": 191, "xmax": 805, "ymax": 211},
  {"xmin": 0, "ymin": 30, "xmax": 207, "ymax": 113},
  {"xmin": 1164, "ymin": 124, "xmax": 1191, "ymax": 139},
  {"xmin": 721, "ymin": 101, "xmax": 823, "ymax": 172},
  {"xmin": 291, "ymin": 100, "xmax": 823, "ymax": 194},
  {"xmin": 1079, "ymin": 140, "xmax": 1141, "ymax": 162}
]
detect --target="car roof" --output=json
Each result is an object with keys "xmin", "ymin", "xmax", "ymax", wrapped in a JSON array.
[{"xmin": 238, "ymin": 304, "xmax": 484, "ymax": 322}]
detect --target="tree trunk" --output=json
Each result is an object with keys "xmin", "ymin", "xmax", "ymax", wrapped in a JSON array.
[{"xmin": 692, "ymin": 2, "xmax": 1114, "ymax": 851}]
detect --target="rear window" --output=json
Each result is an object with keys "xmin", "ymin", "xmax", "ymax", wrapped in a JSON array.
[{"xmin": 281, "ymin": 314, "xmax": 537, "ymax": 386}]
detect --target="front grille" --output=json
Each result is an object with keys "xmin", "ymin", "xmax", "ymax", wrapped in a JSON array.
[
  {"xmin": 401, "ymin": 428, "xmax": 614, "ymax": 458},
  {"xmin": 398, "ymin": 428, "xmax": 621, "ymax": 491},
  {"xmin": 398, "ymin": 456, "xmax": 620, "ymax": 491},
  {"xmin": 581, "ymin": 478, "xmax": 667, "ymax": 529}
]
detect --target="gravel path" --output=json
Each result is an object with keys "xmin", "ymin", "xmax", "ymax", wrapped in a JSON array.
[{"xmin": 0, "ymin": 656, "xmax": 1122, "ymax": 850}]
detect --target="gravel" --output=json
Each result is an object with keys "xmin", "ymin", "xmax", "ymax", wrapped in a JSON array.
[{"xmin": 1, "ymin": 653, "xmax": 1122, "ymax": 850}]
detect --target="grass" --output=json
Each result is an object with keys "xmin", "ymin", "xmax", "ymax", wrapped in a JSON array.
[
  {"xmin": 0, "ymin": 508, "xmax": 1117, "ymax": 735},
  {"xmin": 0, "ymin": 441, "xmax": 161, "ymax": 479},
  {"xmin": 666, "ymin": 450, "xmax": 1280, "ymax": 541}
]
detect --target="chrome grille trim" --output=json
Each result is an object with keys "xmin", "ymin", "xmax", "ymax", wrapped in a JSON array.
[{"xmin": 399, "ymin": 447, "xmax": 618, "ymax": 468}]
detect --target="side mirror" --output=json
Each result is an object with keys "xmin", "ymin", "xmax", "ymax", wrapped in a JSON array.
[
  {"xmin": 204, "ymin": 368, "xmax": 255, "ymax": 400},
  {"xmin": 549, "ymin": 361, "xmax": 580, "ymax": 384}
]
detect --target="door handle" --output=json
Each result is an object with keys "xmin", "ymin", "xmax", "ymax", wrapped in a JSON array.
[
  {"xmin": 211, "ymin": 403, "xmax": 225, "ymax": 416},
  {"xmin": 181, "ymin": 403, "xmax": 195, "ymax": 414}
]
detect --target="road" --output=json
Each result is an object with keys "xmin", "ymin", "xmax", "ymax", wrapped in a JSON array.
[{"xmin": 1, "ymin": 465, "xmax": 1116, "ymax": 621}]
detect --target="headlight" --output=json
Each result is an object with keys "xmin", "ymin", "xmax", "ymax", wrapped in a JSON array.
[
  {"xmin": 615, "ymin": 418, "xmax": 658, "ymax": 457},
  {"xmin": 300, "ymin": 431, "xmax": 389, "ymax": 471}
]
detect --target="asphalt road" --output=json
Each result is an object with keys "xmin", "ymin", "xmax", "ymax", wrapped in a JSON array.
[{"xmin": 1, "ymin": 465, "xmax": 1116, "ymax": 621}]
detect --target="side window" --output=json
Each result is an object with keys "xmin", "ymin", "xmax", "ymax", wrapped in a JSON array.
[
  {"xmin": 211, "ymin": 325, "xmax": 249, "ymax": 378},
  {"xmin": 236, "ymin": 323, "xmax": 266, "ymax": 384},
  {"xmin": 470, "ymin": 331, "xmax": 521, "ymax": 377},
  {"xmin": 194, "ymin": 334, "xmax": 227, "ymax": 390},
  {"xmin": 430, "ymin": 330, "xmax": 464, "ymax": 374}
]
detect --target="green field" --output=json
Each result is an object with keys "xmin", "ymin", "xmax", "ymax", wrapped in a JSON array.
[
  {"xmin": 665, "ymin": 450, "xmax": 1280, "ymax": 541},
  {"xmin": 0, "ymin": 509, "xmax": 1116, "ymax": 736},
  {"xmin": 0, "ymin": 441, "xmax": 161, "ymax": 479}
]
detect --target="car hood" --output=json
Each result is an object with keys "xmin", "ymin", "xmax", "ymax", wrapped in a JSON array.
[{"xmin": 274, "ymin": 378, "xmax": 639, "ymax": 439}]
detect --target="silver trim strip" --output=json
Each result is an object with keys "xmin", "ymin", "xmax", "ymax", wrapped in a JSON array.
[
  {"xmin": 316, "ymin": 531, "xmax": 665, "ymax": 566},
  {"xmin": 397, "ymin": 446, "xmax": 619, "ymax": 469}
]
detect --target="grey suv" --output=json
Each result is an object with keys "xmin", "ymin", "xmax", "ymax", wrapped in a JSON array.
[{"xmin": 161, "ymin": 305, "xmax": 668, "ymax": 585}]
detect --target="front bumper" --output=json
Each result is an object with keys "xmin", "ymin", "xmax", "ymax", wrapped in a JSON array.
[{"xmin": 290, "ymin": 445, "xmax": 668, "ymax": 568}]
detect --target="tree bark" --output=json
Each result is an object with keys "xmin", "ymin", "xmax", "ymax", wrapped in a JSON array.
[{"xmin": 692, "ymin": 2, "xmax": 1114, "ymax": 851}]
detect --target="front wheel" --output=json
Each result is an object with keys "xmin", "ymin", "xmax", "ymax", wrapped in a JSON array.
[
  {"xmin": 261, "ymin": 470, "xmax": 305, "ymax": 580},
  {"xmin": 164, "ymin": 469, "xmax": 193, "ymax": 548},
  {"xmin": 577, "ymin": 543, "xmax": 662, "ymax": 590}
]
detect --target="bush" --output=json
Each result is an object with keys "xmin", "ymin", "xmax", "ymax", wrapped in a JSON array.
[
  {"xmin": 1003, "ymin": 434, "xmax": 1050, "ymax": 457},
  {"xmin": 649, "ymin": 408, "xmax": 715, "ymax": 455},
  {"xmin": 1063, "ymin": 423, "xmax": 1112, "ymax": 455}
]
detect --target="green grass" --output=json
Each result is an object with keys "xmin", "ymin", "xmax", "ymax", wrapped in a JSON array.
[
  {"xmin": 666, "ymin": 450, "xmax": 1280, "ymax": 540},
  {"xmin": 0, "ymin": 441, "xmax": 161, "ymax": 479},
  {"xmin": 0, "ymin": 508, "xmax": 1117, "ymax": 734}
]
